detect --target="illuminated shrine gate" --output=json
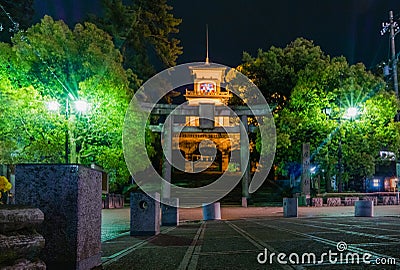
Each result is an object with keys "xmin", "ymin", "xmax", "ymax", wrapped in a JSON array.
[
  {"xmin": 176, "ymin": 132, "xmax": 239, "ymax": 173},
  {"xmin": 147, "ymin": 63, "xmax": 268, "ymax": 206}
]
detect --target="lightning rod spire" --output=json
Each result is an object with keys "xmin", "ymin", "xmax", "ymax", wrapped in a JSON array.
[{"xmin": 205, "ymin": 24, "xmax": 209, "ymax": 64}]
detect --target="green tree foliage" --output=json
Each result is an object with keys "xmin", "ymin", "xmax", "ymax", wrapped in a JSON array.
[
  {"xmin": 0, "ymin": 0, "xmax": 34, "ymax": 42},
  {"xmin": 0, "ymin": 42, "xmax": 65, "ymax": 163},
  {"xmin": 239, "ymin": 38, "xmax": 328, "ymax": 110},
  {"xmin": 246, "ymin": 39, "xmax": 400, "ymax": 191},
  {"xmin": 279, "ymin": 59, "xmax": 398, "ymax": 189},
  {"xmin": 0, "ymin": 16, "xmax": 151, "ymax": 190},
  {"xmin": 90, "ymin": 0, "xmax": 182, "ymax": 80}
]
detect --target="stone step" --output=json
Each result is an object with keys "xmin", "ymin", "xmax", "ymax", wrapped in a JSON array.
[
  {"xmin": 1, "ymin": 259, "xmax": 46, "ymax": 270},
  {"xmin": 0, "ymin": 233, "xmax": 45, "ymax": 264},
  {"xmin": 0, "ymin": 207, "xmax": 44, "ymax": 233}
]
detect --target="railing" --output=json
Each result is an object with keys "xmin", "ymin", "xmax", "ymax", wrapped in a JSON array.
[
  {"xmin": 102, "ymin": 193, "xmax": 124, "ymax": 209},
  {"xmin": 185, "ymin": 89, "xmax": 232, "ymax": 97},
  {"xmin": 311, "ymin": 192, "xmax": 399, "ymax": 206}
]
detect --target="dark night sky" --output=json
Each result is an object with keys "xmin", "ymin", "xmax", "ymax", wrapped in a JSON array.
[{"xmin": 32, "ymin": 0, "xmax": 400, "ymax": 69}]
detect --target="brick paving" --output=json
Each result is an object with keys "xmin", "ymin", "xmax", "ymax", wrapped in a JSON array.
[{"xmin": 101, "ymin": 206, "xmax": 400, "ymax": 269}]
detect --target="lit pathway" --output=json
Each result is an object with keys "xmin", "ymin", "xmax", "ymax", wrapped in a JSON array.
[
  {"xmin": 101, "ymin": 208, "xmax": 130, "ymax": 242},
  {"xmin": 101, "ymin": 206, "xmax": 400, "ymax": 269}
]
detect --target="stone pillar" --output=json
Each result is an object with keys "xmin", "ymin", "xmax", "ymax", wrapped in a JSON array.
[
  {"xmin": 161, "ymin": 198, "xmax": 179, "ymax": 226},
  {"xmin": 240, "ymin": 115, "xmax": 250, "ymax": 206},
  {"xmin": 130, "ymin": 192, "xmax": 160, "ymax": 236},
  {"xmin": 162, "ymin": 116, "xmax": 172, "ymax": 199},
  {"xmin": 302, "ymin": 143, "xmax": 311, "ymax": 198},
  {"xmin": 15, "ymin": 165, "xmax": 102, "ymax": 270}
]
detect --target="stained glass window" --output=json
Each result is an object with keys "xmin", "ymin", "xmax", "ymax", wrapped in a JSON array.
[{"xmin": 199, "ymin": 82, "xmax": 215, "ymax": 94}]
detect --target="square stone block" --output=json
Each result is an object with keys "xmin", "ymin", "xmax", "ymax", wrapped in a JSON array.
[
  {"xmin": 355, "ymin": 200, "xmax": 374, "ymax": 217},
  {"xmin": 15, "ymin": 164, "xmax": 102, "ymax": 270},
  {"xmin": 283, "ymin": 197, "xmax": 298, "ymax": 218},
  {"xmin": 202, "ymin": 202, "xmax": 221, "ymax": 220},
  {"xmin": 161, "ymin": 198, "xmax": 179, "ymax": 226},
  {"xmin": 130, "ymin": 192, "xmax": 160, "ymax": 236}
]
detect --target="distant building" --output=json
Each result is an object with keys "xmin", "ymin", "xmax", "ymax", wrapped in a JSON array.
[
  {"xmin": 365, "ymin": 159, "xmax": 398, "ymax": 192},
  {"xmin": 176, "ymin": 63, "xmax": 239, "ymax": 173}
]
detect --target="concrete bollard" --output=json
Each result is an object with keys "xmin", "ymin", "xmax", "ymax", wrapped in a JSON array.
[
  {"xmin": 283, "ymin": 197, "xmax": 298, "ymax": 218},
  {"xmin": 202, "ymin": 202, "xmax": 221, "ymax": 220},
  {"xmin": 130, "ymin": 192, "xmax": 160, "ymax": 236},
  {"xmin": 355, "ymin": 200, "xmax": 374, "ymax": 217}
]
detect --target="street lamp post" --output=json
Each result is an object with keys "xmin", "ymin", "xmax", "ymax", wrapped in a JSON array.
[
  {"xmin": 47, "ymin": 98, "xmax": 89, "ymax": 164},
  {"xmin": 337, "ymin": 129, "xmax": 343, "ymax": 193},
  {"xmin": 65, "ymin": 98, "xmax": 70, "ymax": 163},
  {"xmin": 323, "ymin": 106, "xmax": 359, "ymax": 193}
]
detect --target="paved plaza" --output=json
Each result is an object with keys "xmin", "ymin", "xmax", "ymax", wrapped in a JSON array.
[{"xmin": 101, "ymin": 205, "xmax": 400, "ymax": 269}]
